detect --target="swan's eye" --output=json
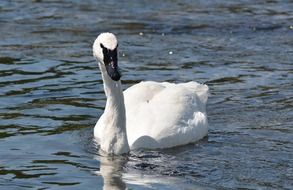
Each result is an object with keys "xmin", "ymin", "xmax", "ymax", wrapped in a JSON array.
[
  {"xmin": 100, "ymin": 43, "xmax": 110, "ymax": 53},
  {"xmin": 100, "ymin": 44, "xmax": 109, "ymax": 58},
  {"xmin": 100, "ymin": 43, "xmax": 118, "ymax": 65}
]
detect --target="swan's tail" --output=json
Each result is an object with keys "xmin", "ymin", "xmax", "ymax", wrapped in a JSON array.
[{"xmin": 181, "ymin": 81, "xmax": 209, "ymax": 104}]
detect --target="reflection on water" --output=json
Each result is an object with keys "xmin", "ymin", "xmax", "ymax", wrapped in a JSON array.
[
  {"xmin": 96, "ymin": 151, "xmax": 199, "ymax": 190},
  {"xmin": 98, "ymin": 155, "xmax": 127, "ymax": 190},
  {"xmin": 0, "ymin": 0, "xmax": 292, "ymax": 189}
]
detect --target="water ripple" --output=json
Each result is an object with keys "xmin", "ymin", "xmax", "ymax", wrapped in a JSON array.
[{"xmin": 0, "ymin": 0, "xmax": 292, "ymax": 189}]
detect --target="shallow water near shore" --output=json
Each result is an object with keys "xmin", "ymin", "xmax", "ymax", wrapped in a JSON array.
[{"xmin": 0, "ymin": 0, "xmax": 292, "ymax": 189}]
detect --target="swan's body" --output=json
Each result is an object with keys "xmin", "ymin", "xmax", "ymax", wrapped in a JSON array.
[{"xmin": 93, "ymin": 33, "xmax": 209, "ymax": 155}]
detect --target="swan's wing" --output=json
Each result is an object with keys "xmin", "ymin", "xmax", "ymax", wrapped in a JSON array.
[
  {"xmin": 124, "ymin": 81, "xmax": 209, "ymax": 149},
  {"xmin": 123, "ymin": 81, "xmax": 165, "ymax": 104},
  {"xmin": 124, "ymin": 81, "xmax": 208, "ymax": 105},
  {"xmin": 179, "ymin": 81, "xmax": 209, "ymax": 104}
]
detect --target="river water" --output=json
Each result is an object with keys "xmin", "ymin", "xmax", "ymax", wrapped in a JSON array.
[{"xmin": 0, "ymin": 0, "xmax": 292, "ymax": 189}]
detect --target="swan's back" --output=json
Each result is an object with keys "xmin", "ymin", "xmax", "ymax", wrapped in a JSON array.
[{"xmin": 123, "ymin": 81, "xmax": 209, "ymax": 149}]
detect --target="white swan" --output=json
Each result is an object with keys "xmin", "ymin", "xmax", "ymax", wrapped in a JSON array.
[{"xmin": 93, "ymin": 33, "xmax": 209, "ymax": 155}]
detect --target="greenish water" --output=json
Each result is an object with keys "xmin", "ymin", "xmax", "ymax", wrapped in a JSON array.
[{"xmin": 0, "ymin": 0, "xmax": 292, "ymax": 189}]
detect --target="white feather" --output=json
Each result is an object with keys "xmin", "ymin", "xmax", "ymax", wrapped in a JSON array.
[
  {"xmin": 93, "ymin": 33, "xmax": 209, "ymax": 155},
  {"xmin": 124, "ymin": 81, "xmax": 208, "ymax": 149}
]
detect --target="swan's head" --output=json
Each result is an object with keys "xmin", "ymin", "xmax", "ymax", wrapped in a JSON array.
[{"xmin": 93, "ymin": 32, "xmax": 120, "ymax": 81}]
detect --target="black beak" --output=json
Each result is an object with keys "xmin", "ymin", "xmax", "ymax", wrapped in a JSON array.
[
  {"xmin": 100, "ymin": 43, "xmax": 120, "ymax": 81},
  {"xmin": 105, "ymin": 60, "xmax": 121, "ymax": 81}
]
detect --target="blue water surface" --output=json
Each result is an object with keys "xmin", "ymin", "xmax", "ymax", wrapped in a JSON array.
[{"xmin": 0, "ymin": 0, "xmax": 292, "ymax": 189}]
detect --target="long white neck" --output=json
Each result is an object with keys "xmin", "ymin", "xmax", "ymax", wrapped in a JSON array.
[{"xmin": 98, "ymin": 63, "xmax": 129, "ymax": 155}]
